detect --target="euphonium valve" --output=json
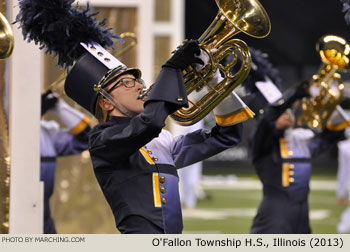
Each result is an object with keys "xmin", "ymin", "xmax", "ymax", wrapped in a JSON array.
[
  {"xmin": 298, "ymin": 35, "xmax": 350, "ymax": 129},
  {"xmin": 170, "ymin": 0, "xmax": 271, "ymax": 126}
]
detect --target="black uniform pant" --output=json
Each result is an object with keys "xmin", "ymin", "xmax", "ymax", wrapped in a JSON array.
[
  {"xmin": 250, "ymin": 193, "xmax": 311, "ymax": 234},
  {"xmin": 117, "ymin": 215, "xmax": 164, "ymax": 234}
]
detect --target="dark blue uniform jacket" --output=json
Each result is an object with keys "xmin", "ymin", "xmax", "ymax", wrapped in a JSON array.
[
  {"xmin": 89, "ymin": 67, "xmax": 243, "ymax": 233},
  {"xmin": 250, "ymin": 94, "xmax": 344, "ymax": 233}
]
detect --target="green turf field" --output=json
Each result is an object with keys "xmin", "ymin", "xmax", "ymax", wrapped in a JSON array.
[{"xmin": 182, "ymin": 175, "xmax": 347, "ymax": 234}]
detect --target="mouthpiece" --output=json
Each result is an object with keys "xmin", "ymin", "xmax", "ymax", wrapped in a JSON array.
[
  {"xmin": 138, "ymin": 90, "xmax": 148, "ymax": 100},
  {"xmin": 138, "ymin": 84, "xmax": 155, "ymax": 100}
]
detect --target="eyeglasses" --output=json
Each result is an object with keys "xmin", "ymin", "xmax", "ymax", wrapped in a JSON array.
[{"xmin": 107, "ymin": 77, "xmax": 145, "ymax": 93}]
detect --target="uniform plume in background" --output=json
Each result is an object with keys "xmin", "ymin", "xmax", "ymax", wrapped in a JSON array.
[
  {"xmin": 15, "ymin": 0, "xmax": 121, "ymax": 68},
  {"xmin": 340, "ymin": 0, "xmax": 350, "ymax": 24},
  {"xmin": 241, "ymin": 47, "xmax": 281, "ymax": 94}
]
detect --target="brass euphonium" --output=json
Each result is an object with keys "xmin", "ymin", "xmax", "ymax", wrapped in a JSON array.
[
  {"xmin": 0, "ymin": 12, "xmax": 14, "ymax": 59},
  {"xmin": 0, "ymin": 11, "xmax": 14, "ymax": 234},
  {"xmin": 170, "ymin": 0, "xmax": 271, "ymax": 125},
  {"xmin": 114, "ymin": 32, "xmax": 137, "ymax": 58},
  {"xmin": 298, "ymin": 35, "xmax": 350, "ymax": 129}
]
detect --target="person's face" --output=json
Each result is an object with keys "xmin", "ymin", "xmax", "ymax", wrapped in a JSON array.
[
  {"xmin": 275, "ymin": 109, "xmax": 295, "ymax": 130},
  {"xmin": 101, "ymin": 73, "xmax": 145, "ymax": 117}
]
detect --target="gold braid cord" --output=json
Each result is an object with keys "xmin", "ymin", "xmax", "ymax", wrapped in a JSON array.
[{"xmin": 0, "ymin": 0, "xmax": 10, "ymax": 234}]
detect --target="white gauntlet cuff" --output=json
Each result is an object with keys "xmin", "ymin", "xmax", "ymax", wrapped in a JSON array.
[
  {"xmin": 214, "ymin": 91, "xmax": 255, "ymax": 126},
  {"xmin": 52, "ymin": 99, "xmax": 90, "ymax": 133},
  {"xmin": 326, "ymin": 106, "xmax": 350, "ymax": 131}
]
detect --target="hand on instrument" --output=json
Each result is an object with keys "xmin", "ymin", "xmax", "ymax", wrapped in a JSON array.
[
  {"xmin": 275, "ymin": 109, "xmax": 295, "ymax": 130},
  {"xmin": 295, "ymin": 80, "xmax": 310, "ymax": 99},
  {"xmin": 162, "ymin": 39, "xmax": 204, "ymax": 70},
  {"xmin": 41, "ymin": 90, "xmax": 59, "ymax": 116},
  {"xmin": 192, "ymin": 48, "xmax": 223, "ymax": 89},
  {"xmin": 196, "ymin": 48, "xmax": 223, "ymax": 88}
]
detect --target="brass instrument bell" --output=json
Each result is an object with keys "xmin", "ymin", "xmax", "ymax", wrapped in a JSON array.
[
  {"xmin": 298, "ymin": 35, "xmax": 350, "ymax": 129},
  {"xmin": 170, "ymin": 0, "xmax": 271, "ymax": 126},
  {"xmin": 0, "ymin": 12, "xmax": 14, "ymax": 60}
]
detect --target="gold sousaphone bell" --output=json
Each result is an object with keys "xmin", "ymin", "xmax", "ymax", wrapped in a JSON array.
[
  {"xmin": 298, "ymin": 35, "xmax": 350, "ymax": 129},
  {"xmin": 170, "ymin": 0, "xmax": 271, "ymax": 125}
]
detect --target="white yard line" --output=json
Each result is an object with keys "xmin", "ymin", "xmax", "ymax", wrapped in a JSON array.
[
  {"xmin": 182, "ymin": 208, "xmax": 330, "ymax": 221},
  {"xmin": 201, "ymin": 176, "xmax": 338, "ymax": 190}
]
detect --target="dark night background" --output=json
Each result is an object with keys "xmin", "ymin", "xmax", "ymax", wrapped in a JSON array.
[
  {"xmin": 185, "ymin": 0, "xmax": 349, "ymax": 89},
  {"xmin": 185, "ymin": 0, "xmax": 348, "ymax": 172}
]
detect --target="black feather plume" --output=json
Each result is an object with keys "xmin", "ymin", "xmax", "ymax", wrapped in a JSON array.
[
  {"xmin": 242, "ymin": 47, "xmax": 282, "ymax": 94},
  {"xmin": 340, "ymin": 0, "xmax": 350, "ymax": 24},
  {"xmin": 15, "ymin": 0, "xmax": 122, "ymax": 68}
]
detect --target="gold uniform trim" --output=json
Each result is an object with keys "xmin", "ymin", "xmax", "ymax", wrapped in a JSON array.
[
  {"xmin": 215, "ymin": 107, "xmax": 255, "ymax": 126},
  {"xmin": 139, "ymin": 148, "xmax": 155, "ymax": 164},
  {"xmin": 282, "ymin": 163, "xmax": 290, "ymax": 187},
  {"xmin": 152, "ymin": 173, "xmax": 162, "ymax": 208},
  {"xmin": 326, "ymin": 120, "xmax": 350, "ymax": 131},
  {"xmin": 279, "ymin": 138, "xmax": 289, "ymax": 159},
  {"xmin": 70, "ymin": 116, "xmax": 91, "ymax": 135}
]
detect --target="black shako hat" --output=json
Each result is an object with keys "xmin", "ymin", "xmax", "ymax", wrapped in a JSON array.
[
  {"xmin": 16, "ymin": 0, "xmax": 141, "ymax": 115},
  {"xmin": 64, "ymin": 43, "xmax": 141, "ymax": 115}
]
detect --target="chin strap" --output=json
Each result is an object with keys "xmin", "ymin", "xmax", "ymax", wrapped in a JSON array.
[{"xmin": 99, "ymin": 89, "xmax": 138, "ymax": 118}]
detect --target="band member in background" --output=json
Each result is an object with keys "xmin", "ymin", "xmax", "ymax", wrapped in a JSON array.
[
  {"xmin": 40, "ymin": 91, "xmax": 90, "ymax": 233},
  {"xmin": 243, "ymin": 49, "xmax": 348, "ymax": 233},
  {"xmin": 250, "ymin": 85, "xmax": 347, "ymax": 234},
  {"xmin": 337, "ymin": 127, "xmax": 350, "ymax": 233},
  {"xmin": 178, "ymin": 120, "xmax": 205, "ymax": 210}
]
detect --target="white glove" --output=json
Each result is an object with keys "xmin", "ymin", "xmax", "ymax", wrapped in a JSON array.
[
  {"xmin": 346, "ymin": 127, "xmax": 350, "ymax": 138},
  {"xmin": 195, "ymin": 49, "xmax": 210, "ymax": 71},
  {"xmin": 51, "ymin": 98, "xmax": 90, "ymax": 133}
]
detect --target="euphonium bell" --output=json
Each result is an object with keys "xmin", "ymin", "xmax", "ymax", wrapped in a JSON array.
[
  {"xmin": 169, "ymin": 0, "xmax": 271, "ymax": 126},
  {"xmin": 0, "ymin": 12, "xmax": 14, "ymax": 59},
  {"xmin": 298, "ymin": 35, "xmax": 350, "ymax": 129}
]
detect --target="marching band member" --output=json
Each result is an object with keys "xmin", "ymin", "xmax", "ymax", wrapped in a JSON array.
[
  {"xmin": 336, "ymin": 126, "xmax": 350, "ymax": 233},
  {"xmin": 17, "ymin": 0, "xmax": 254, "ymax": 233},
  {"xmin": 245, "ymin": 48, "xmax": 347, "ymax": 234},
  {"xmin": 178, "ymin": 120, "xmax": 205, "ymax": 210},
  {"xmin": 40, "ymin": 91, "xmax": 90, "ymax": 233},
  {"xmin": 336, "ymin": 0, "xmax": 350, "ymax": 233},
  {"xmin": 67, "ymin": 40, "xmax": 254, "ymax": 234}
]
